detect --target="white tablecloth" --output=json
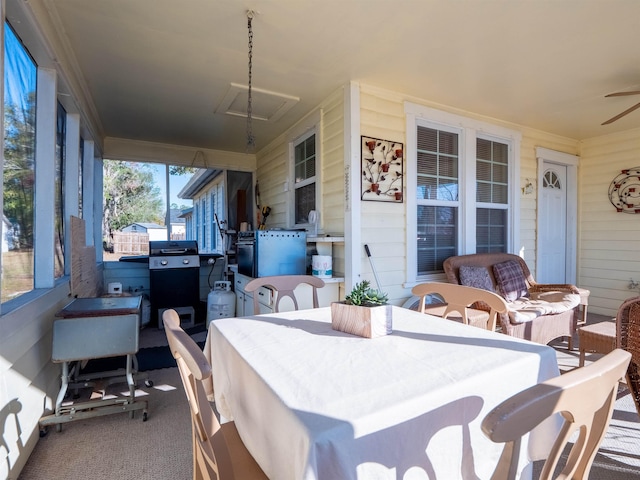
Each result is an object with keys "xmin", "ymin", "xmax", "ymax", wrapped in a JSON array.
[{"xmin": 205, "ymin": 306, "xmax": 560, "ymax": 480}]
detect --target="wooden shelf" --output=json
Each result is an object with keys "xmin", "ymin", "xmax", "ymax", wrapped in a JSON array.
[
  {"xmin": 307, "ymin": 235, "xmax": 344, "ymax": 282},
  {"xmin": 321, "ymin": 276, "xmax": 344, "ymax": 283}
]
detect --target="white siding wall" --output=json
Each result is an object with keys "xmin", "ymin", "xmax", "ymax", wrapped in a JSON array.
[
  {"xmin": 255, "ymin": 88, "xmax": 346, "ymax": 282},
  {"xmin": 321, "ymin": 90, "xmax": 347, "ymax": 235},
  {"xmin": 356, "ymin": 85, "xmax": 581, "ymax": 305},
  {"xmin": 318, "ymin": 89, "xmax": 346, "ymax": 281},
  {"xmin": 359, "ymin": 87, "xmax": 408, "ymax": 304},
  {"xmin": 255, "ymin": 83, "xmax": 584, "ymax": 307},
  {"xmin": 1, "ymin": 284, "xmax": 87, "ymax": 479},
  {"xmin": 254, "ymin": 140, "xmax": 288, "ymax": 227},
  {"xmin": 579, "ymin": 128, "xmax": 640, "ymax": 316}
]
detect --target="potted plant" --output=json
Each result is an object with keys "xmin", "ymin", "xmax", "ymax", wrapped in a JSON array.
[{"xmin": 331, "ymin": 280, "xmax": 392, "ymax": 338}]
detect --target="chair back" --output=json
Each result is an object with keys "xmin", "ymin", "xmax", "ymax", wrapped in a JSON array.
[
  {"xmin": 163, "ymin": 309, "xmax": 266, "ymax": 480},
  {"xmin": 482, "ymin": 348, "xmax": 631, "ymax": 480},
  {"xmin": 244, "ymin": 275, "xmax": 325, "ymax": 314},
  {"xmin": 411, "ymin": 282, "xmax": 508, "ymax": 331},
  {"xmin": 616, "ymin": 295, "xmax": 640, "ymax": 417}
]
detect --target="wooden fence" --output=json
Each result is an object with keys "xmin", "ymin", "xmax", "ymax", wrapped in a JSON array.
[
  {"xmin": 112, "ymin": 232, "xmax": 149, "ymax": 254},
  {"xmin": 112, "ymin": 231, "xmax": 186, "ymax": 254}
]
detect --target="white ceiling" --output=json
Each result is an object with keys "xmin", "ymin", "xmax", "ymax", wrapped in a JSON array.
[{"xmin": 22, "ymin": 0, "xmax": 640, "ymax": 154}]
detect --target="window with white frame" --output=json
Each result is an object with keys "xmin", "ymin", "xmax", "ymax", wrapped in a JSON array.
[
  {"xmin": 406, "ymin": 103, "xmax": 520, "ymax": 280},
  {"xmin": 475, "ymin": 137, "xmax": 509, "ymax": 253},
  {"xmin": 54, "ymin": 100, "xmax": 66, "ymax": 278},
  {"xmin": 288, "ymin": 111, "xmax": 321, "ymax": 228},
  {"xmin": 3, "ymin": 22, "xmax": 36, "ymax": 302},
  {"xmin": 211, "ymin": 180, "xmax": 226, "ymax": 255},
  {"xmin": 415, "ymin": 126, "xmax": 459, "ymax": 274},
  {"xmin": 293, "ymin": 131, "xmax": 316, "ymax": 225},
  {"xmin": 2, "ymin": 16, "xmax": 100, "ymax": 309},
  {"xmin": 186, "ymin": 181, "xmax": 224, "ymax": 254}
]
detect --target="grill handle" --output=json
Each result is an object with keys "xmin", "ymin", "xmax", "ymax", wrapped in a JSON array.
[{"xmin": 159, "ymin": 248, "xmax": 188, "ymax": 255}]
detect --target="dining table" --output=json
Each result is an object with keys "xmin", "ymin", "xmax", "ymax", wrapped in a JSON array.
[{"xmin": 204, "ymin": 305, "xmax": 560, "ymax": 480}]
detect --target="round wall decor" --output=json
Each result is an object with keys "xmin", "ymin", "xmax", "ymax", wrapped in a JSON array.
[{"xmin": 609, "ymin": 167, "xmax": 640, "ymax": 213}]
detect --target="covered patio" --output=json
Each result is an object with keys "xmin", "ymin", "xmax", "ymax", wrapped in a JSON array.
[{"xmin": 4, "ymin": 1, "xmax": 640, "ymax": 478}]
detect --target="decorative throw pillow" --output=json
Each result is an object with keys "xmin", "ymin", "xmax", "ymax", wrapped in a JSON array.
[
  {"xmin": 492, "ymin": 260, "xmax": 529, "ymax": 302},
  {"xmin": 459, "ymin": 265, "xmax": 495, "ymax": 292}
]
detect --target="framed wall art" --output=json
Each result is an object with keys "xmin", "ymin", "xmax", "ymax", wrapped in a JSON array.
[{"xmin": 361, "ymin": 136, "xmax": 403, "ymax": 202}]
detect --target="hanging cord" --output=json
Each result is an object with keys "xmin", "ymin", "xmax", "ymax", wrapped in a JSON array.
[
  {"xmin": 191, "ymin": 150, "xmax": 207, "ymax": 168},
  {"xmin": 246, "ymin": 10, "xmax": 256, "ymax": 151}
]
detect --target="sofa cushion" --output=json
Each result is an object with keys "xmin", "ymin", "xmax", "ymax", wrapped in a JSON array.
[
  {"xmin": 507, "ymin": 291, "xmax": 581, "ymax": 323},
  {"xmin": 459, "ymin": 265, "xmax": 496, "ymax": 292},
  {"xmin": 492, "ymin": 260, "xmax": 529, "ymax": 302}
]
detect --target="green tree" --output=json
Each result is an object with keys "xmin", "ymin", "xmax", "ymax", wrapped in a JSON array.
[
  {"xmin": 170, "ymin": 202, "xmax": 191, "ymax": 210},
  {"xmin": 102, "ymin": 160, "xmax": 164, "ymax": 246},
  {"xmin": 169, "ymin": 165, "xmax": 196, "ymax": 176},
  {"xmin": 3, "ymin": 92, "xmax": 36, "ymax": 249}
]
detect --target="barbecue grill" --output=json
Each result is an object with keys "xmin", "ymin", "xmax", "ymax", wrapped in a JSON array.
[{"xmin": 149, "ymin": 240, "xmax": 199, "ymax": 328}]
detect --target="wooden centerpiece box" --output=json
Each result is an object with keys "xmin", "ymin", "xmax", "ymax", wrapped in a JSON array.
[
  {"xmin": 330, "ymin": 281, "xmax": 391, "ymax": 338},
  {"xmin": 331, "ymin": 302, "xmax": 392, "ymax": 338}
]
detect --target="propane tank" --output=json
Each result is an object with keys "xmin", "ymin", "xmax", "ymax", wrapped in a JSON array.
[{"xmin": 206, "ymin": 281, "xmax": 236, "ymax": 328}]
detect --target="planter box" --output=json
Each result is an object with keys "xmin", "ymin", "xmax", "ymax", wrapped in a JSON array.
[{"xmin": 330, "ymin": 302, "xmax": 392, "ymax": 338}]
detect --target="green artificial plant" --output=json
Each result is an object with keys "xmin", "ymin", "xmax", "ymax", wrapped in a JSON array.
[{"xmin": 345, "ymin": 280, "xmax": 389, "ymax": 307}]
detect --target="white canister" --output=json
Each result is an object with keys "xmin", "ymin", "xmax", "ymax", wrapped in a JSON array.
[
  {"xmin": 312, "ymin": 255, "xmax": 332, "ymax": 278},
  {"xmin": 206, "ymin": 281, "xmax": 236, "ymax": 328}
]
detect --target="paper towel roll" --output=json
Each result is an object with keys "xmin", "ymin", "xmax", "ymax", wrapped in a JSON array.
[
  {"xmin": 308, "ymin": 210, "xmax": 319, "ymax": 236},
  {"xmin": 312, "ymin": 255, "xmax": 332, "ymax": 278}
]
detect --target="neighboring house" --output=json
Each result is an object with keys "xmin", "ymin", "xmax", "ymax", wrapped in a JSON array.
[
  {"xmin": 121, "ymin": 222, "xmax": 167, "ymax": 241},
  {"xmin": 179, "ymin": 207, "xmax": 194, "ymax": 241},
  {"xmin": 168, "ymin": 209, "xmax": 186, "ymax": 239},
  {"xmin": 178, "ymin": 169, "xmax": 253, "ymax": 254}
]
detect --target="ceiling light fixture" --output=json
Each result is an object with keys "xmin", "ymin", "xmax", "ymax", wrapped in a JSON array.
[{"xmin": 246, "ymin": 10, "xmax": 256, "ymax": 152}]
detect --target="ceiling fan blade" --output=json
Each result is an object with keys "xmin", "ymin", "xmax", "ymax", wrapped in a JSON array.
[
  {"xmin": 605, "ymin": 90, "xmax": 640, "ymax": 97},
  {"xmin": 602, "ymin": 101, "xmax": 640, "ymax": 125}
]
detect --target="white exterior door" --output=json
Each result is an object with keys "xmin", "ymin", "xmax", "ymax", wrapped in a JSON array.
[
  {"xmin": 535, "ymin": 148, "xmax": 579, "ymax": 285},
  {"xmin": 538, "ymin": 163, "xmax": 567, "ymax": 283}
]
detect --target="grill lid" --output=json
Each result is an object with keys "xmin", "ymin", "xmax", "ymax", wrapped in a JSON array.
[{"xmin": 149, "ymin": 240, "xmax": 198, "ymax": 256}]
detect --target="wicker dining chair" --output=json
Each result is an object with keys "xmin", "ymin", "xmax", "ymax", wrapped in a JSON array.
[
  {"xmin": 244, "ymin": 275, "xmax": 325, "ymax": 314},
  {"xmin": 482, "ymin": 349, "xmax": 631, "ymax": 480},
  {"xmin": 616, "ymin": 295, "xmax": 640, "ymax": 418},
  {"xmin": 411, "ymin": 282, "xmax": 509, "ymax": 331},
  {"xmin": 162, "ymin": 309, "xmax": 268, "ymax": 480}
]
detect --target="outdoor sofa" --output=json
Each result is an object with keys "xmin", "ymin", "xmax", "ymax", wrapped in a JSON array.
[{"xmin": 443, "ymin": 253, "xmax": 581, "ymax": 348}]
